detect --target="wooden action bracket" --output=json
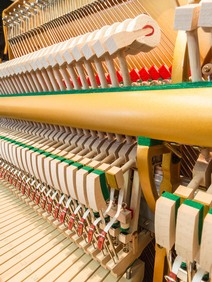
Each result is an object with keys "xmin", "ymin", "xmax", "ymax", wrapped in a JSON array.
[
  {"xmin": 137, "ymin": 137, "xmax": 182, "ymax": 282},
  {"xmin": 137, "ymin": 137, "xmax": 170, "ymax": 213}
]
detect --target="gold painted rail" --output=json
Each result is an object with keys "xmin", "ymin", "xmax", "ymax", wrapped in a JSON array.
[{"xmin": 0, "ymin": 86, "xmax": 212, "ymax": 147}]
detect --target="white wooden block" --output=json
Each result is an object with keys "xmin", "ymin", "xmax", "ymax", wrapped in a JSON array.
[
  {"xmin": 175, "ymin": 201, "xmax": 203, "ymax": 261},
  {"xmin": 2, "ymin": 140, "xmax": 8, "ymax": 161},
  {"xmin": 14, "ymin": 64, "xmax": 21, "ymax": 75},
  {"xmin": 194, "ymin": 190, "xmax": 212, "ymax": 210},
  {"xmin": 1, "ymin": 140, "xmax": 7, "ymax": 162},
  {"xmin": 72, "ymin": 46, "xmax": 83, "ymax": 62},
  {"xmin": 87, "ymin": 165, "xmax": 111, "ymax": 211},
  {"xmin": 54, "ymin": 41, "xmax": 70, "ymax": 66},
  {"xmin": 47, "ymin": 54, "xmax": 57, "ymax": 68},
  {"xmin": 5, "ymin": 140, "xmax": 11, "ymax": 162},
  {"xmin": 50, "ymin": 159, "xmax": 62, "ymax": 191},
  {"xmin": 72, "ymin": 155, "xmax": 83, "ymax": 162},
  {"xmin": 174, "ymin": 185, "xmax": 195, "ymax": 200},
  {"xmin": 87, "ymin": 172, "xmax": 107, "ymax": 211},
  {"xmin": 54, "ymin": 150, "xmax": 67, "ymax": 157},
  {"xmin": 155, "ymin": 195, "xmax": 179, "ymax": 250},
  {"xmin": 93, "ymin": 22, "xmax": 120, "ymax": 58},
  {"xmin": 199, "ymin": 212, "xmax": 212, "ymax": 272},
  {"xmin": 30, "ymin": 58, "xmax": 39, "ymax": 71},
  {"xmin": 105, "ymin": 31, "xmax": 130, "ymax": 55},
  {"xmin": 36, "ymin": 49, "xmax": 46, "ymax": 70},
  {"xmin": 55, "ymin": 52, "xmax": 65, "ymax": 66},
  {"xmin": 41, "ymin": 56, "xmax": 49, "ymax": 69},
  {"xmin": 2, "ymin": 141, "xmax": 9, "ymax": 162},
  {"xmin": 192, "ymin": 159, "xmax": 212, "ymax": 188},
  {"xmin": 81, "ymin": 43, "xmax": 95, "ymax": 60},
  {"xmin": 0, "ymin": 139, "xmax": 3, "ymax": 157},
  {"xmin": 174, "ymin": 4, "xmax": 200, "ymax": 31},
  {"xmin": 199, "ymin": 0, "xmax": 212, "ymax": 29},
  {"xmin": 105, "ymin": 19, "xmax": 131, "ymax": 55},
  {"xmin": 0, "ymin": 140, "xmax": 5, "ymax": 161},
  {"xmin": 36, "ymin": 57, "xmax": 44, "ymax": 70},
  {"xmin": 37, "ymin": 154, "xmax": 47, "ymax": 184},
  {"xmin": 81, "ymin": 28, "xmax": 106, "ymax": 59},
  {"xmin": 66, "ymin": 165, "xmax": 79, "ymax": 200},
  {"xmin": 97, "ymin": 163, "xmax": 111, "ymax": 172},
  {"xmin": 106, "ymin": 166, "xmax": 124, "ymax": 189},
  {"xmin": 22, "ymin": 148, "xmax": 30, "ymax": 173},
  {"xmin": 63, "ymin": 50, "xmax": 74, "ymax": 65},
  {"xmin": 93, "ymin": 40, "xmax": 107, "ymax": 58},
  {"xmin": 126, "ymin": 14, "xmax": 161, "ymax": 52},
  {"xmin": 31, "ymin": 151, "xmax": 41, "ymax": 180},
  {"xmin": 64, "ymin": 152, "xmax": 75, "ymax": 159},
  {"xmin": 16, "ymin": 146, "xmax": 25, "ymax": 171},
  {"xmin": 76, "ymin": 168, "xmax": 90, "ymax": 206},
  {"xmin": 87, "ymin": 160, "xmax": 100, "ymax": 169},
  {"xmin": 58, "ymin": 162, "xmax": 70, "ymax": 194},
  {"xmin": 76, "ymin": 157, "xmax": 89, "ymax": 166},
  {"xmin": 44, "ymin": 156, "xmax": 54, "ymax": 187},
  {"xmin": 12, "ymin": 144, "xmax": 19, "ymax": 168},
  {"xmin": 25, "ymin": 61, "xmax": 32, "ymax": 72}
]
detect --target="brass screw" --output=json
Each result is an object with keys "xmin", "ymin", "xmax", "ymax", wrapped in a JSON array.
[{"xmin": 202, "ymin": 63, "xmax": 212, "ymax": 75}]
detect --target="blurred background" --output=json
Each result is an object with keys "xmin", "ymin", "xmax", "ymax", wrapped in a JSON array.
[{"xmin": 0, "ymin": 0, "xmax": 12, "ymax": 62}]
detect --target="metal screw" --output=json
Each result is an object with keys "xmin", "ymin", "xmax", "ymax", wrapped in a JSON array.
[{"xmin": 202, "ymin": 63, "xmax": 212, "ymax": 81}]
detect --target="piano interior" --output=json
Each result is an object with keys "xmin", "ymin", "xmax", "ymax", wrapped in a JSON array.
[{"xmin": 0, "ymin": 0, "xmax": 212, "ymax": 281}]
